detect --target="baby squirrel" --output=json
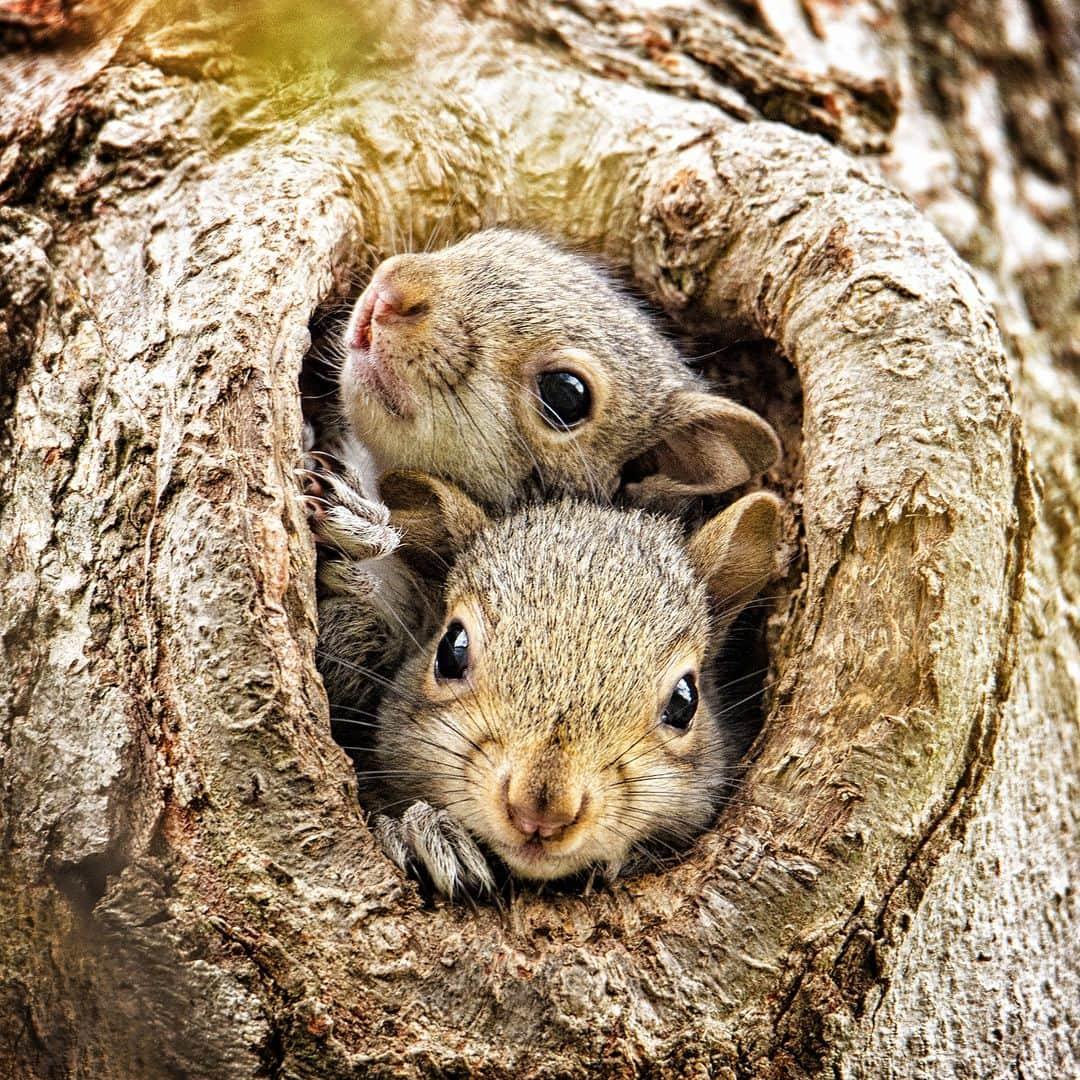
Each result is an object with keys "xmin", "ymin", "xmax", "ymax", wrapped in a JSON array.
[
  {"xmin": 332, "ymin": 227, "xmax": 780, "ymax": 509},
  {"xmin": 308, "ymin": 228, "xmax": 781, "ymax": 712},
  {"xmin": 359, "ymin": 473, "xmax": 782, "ymax": 897}
]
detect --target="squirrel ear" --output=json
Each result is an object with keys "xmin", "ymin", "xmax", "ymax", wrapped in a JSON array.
[
  {"xmin": 624, "ymin": 391, "xmax": 780, "ymax": 505},
  {"xmin": 381, "ymin": 470, "xmax": 488, "ymax": 576},
  {"xmin": 687, "ymin": 492, "xmax": 781, "ymax": 635}
]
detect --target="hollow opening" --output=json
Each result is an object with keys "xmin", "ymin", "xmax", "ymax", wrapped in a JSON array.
[{"xmin": 297, "ymin": 230, "xmax": 805, "ymax": 900}]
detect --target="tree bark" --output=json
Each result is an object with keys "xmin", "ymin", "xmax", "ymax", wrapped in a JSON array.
[{"xmin": 0, "ymin": 1, "xmax": 1075, "ymax": 1077}]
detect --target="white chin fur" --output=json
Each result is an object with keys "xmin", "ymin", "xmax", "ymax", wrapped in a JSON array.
[{"xmin": 498, "ymin": 844, "xmax": 609, "ymax": 882}]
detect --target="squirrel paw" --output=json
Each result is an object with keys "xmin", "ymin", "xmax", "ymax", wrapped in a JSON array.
[
  {"xmin": 372, "ymin": 802, "xmax": 495, "ymax": 900},
  {"xmin": 316, "ymin": 556, "xmax": 380, "ymax": 600},
  {"xmin": 300, "ymin": 452, "xmax": 400, "ymax": 563}
]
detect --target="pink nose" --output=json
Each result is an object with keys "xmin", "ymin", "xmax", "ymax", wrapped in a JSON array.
[
  {"xmin": 507, "ymin": 795, "xmax": 584, "ymax": 839},
  {"xmin": 370, "ymin": 280, "xmax": 406, "ymax": 322},
  {"xmin": 349, "ymin": 277, "xmax": 407, "ymax": 350}
]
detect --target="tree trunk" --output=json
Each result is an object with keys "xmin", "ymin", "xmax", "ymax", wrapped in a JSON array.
[{"xmin": 0, "ymin": 1, "xmax": 1075, "ymax": 1077}]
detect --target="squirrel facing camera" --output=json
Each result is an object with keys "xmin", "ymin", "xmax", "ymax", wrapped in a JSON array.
[
  {"xmin": 366, "ymin": 473, "xmax": 782, "ymax": 898},
  {"xmin": 338, "ymin": 228, "xmax": 780, "ymax": 511}
]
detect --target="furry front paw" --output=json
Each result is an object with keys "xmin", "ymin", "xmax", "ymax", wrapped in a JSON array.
[
  {"xmin": 372, "ymin": 802, "xmax": 495, "ymax": 900},
  {"xmin": 301, "ymin": 451, "xmax": 400, "ymax": 562}
]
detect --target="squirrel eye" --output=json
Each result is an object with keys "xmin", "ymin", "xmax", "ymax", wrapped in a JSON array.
[
  {"xmin": 662, "ymin": 674, "xmax": 698, "ymax": 731},
  {"xmin": 434, "ymin": 620, "xmax": 469, "ymax": 680},
  {"xmin": 536, "ymin": 370, "xmax": 591, "ymax": 430}
]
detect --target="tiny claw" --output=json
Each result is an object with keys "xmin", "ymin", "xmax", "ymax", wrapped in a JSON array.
[
  {"xmin": 294, "ymin": 467, "xmax": 319, "ymax": 488},
  {"xmin": 307, "ymin": 450, "xmax": 342, "ymax": 470},
  {"xmin": 303, "ymin": 496, "xmax": 328, "ymax": 521}
]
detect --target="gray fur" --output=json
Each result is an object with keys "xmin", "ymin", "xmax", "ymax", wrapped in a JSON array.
[
  {"xmin": 336, "ymin": 227, "xmax": 779, "ymax": 510},
  {"xmin": 370, "ymin": 497, "xmax": 772, "ymax": 896},
  {"xmin": 306, "ymin": 230, "xmax": 782, "ymax": 897}
]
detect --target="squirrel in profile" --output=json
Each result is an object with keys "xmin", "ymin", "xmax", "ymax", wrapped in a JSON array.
[
  {"xmin": 349, "ymin": 472, "xmax": 783, "ymax": 898},
  {"xmin": 306, "ymin": 228, "xmax": 781, "ymax": 712},
  {"xmin": 330, "ymin": 228, "xmax": 779, "ymax": 508}
]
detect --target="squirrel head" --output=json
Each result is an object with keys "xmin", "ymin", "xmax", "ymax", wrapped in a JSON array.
[
  {"xmin": 374, "ymin": 472, "xmax": 781, "ymax": 883},
  {"xmin": 339, "ymin": 229, "xmax": 779, "ymax": 510}
]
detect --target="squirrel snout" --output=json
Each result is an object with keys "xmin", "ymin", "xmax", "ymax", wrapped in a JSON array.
[
  {"xmin": 505, "ymin": 787, "xmax": 588, "ymax": 840},
  {"xmin": 349, "ymin": 271, "xmax": 424, "ymax": 351},
  {"xmin": 371, "ymin": 280, "xmax": 407, "ymax": 323}
]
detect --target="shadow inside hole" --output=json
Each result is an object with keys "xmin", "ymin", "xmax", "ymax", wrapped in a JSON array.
[
  {"xmin": 713, "ymin": 601, "xmax": 773, "ymax": 762},
  {"xmin": 299, "ymin": 297, "xmax": 352, "ymax": 444}
]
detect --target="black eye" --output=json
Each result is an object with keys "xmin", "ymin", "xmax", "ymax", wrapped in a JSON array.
[
  {"xmin": 536, "ymin": 370, "xmax": 591, "ymax": 430},
  {"xmin": 435, "ymin": 620, "xmax": 469, "ymax": 680},
  {"xmin": 662, "ymin": 674, "xmax": 698, "ymax": 731}
]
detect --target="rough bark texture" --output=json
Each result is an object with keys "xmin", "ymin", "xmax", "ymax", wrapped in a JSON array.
[{"xmin": 0, "ymin": 1, "xmax": 1075, "ymax": 1077}]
